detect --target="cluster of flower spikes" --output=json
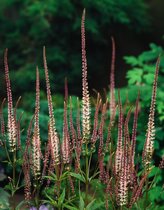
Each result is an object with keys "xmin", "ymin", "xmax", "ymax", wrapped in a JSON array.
[{"xmin": 1, "ymin": 8, "xmax": 160, "ymax": 209}]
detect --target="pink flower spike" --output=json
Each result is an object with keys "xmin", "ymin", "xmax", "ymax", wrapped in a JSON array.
[
  {"xmin": 81, "ymin": 9, "xmax": 90, "ymax": 142},
  {"xmin": 62, "ymin": 101, "xmax": 70, "ymax": 165},
  {"xmin": 142, "ymin": 57, "xmax": 160, "ymax": 170},
  {"xmin": 4, "ymin": 49, "xmax": 17, "ymax": 152},
  {"xmin": 43, "ymin": 46, "xmax": 60, "ymax": 166},
  {"xmin": 110, "ymin": 37, "xmax": 116, "ymax": 122},
  {"xmin": 0, "ymin": 98, "xmax": 6, "ymax": 137},
  {"xmin": 115, "ymin": 91, "xmax": 123, "ymax": 175},
  {"xmin": 32, "ymin": 67, "xmax": 42, "ymax": 177}
]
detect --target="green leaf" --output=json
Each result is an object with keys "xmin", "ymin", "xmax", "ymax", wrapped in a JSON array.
[
  {"xmin": 4, "ymin": 183, "xmax": 12, "ymax": 192},
  {"xmin": 15, "ymin": 200, "xmax": 26, "ymax": 210},
  {"xmin": 86, "ymin": 199, "xmax": 96, "ymax": 210},
  {"xmin": 148, "ymin": 166, "xmax": 160, "ymax": 178},
  {"xmin": 88, "ymin": 172, "xmax": 100, "ymax": 182},
  {"xmin": 88, "ymin": 201, "xmax": 104, "ymax": 210},
  {"xmin": 45, "ymin": 192, "xmax": 57, "ymax": 206},
  {"xmin": 127, "ymin": 68, "xmax": 143, "ymax": 85},
  {"xmin": 58, "ymin": 188, "xmax": 65, "ymax": 207},
  {"xmin": 143, "ymin": 73, "xmax": 154, "ymax": 85},
  {"xmin": 44, "ymin": 175, "xmax": 57, "ymax": 182},
  {"xmin": 63, "ymin": 204, "xmax": 78, "ymax": 210},
  {"xmin": 79, "ymin": 195, "xmax": 85, "ymax": 210},
  {"xmin": 124, "ymin": 56, "xmax": 139, "ymax": 66},
  {"xmin": 69, "ymin": 172, "xmax": 85, "ymax": 183},
  {"xmin": 149, "ymin": 186, "xmax": 162, "ymax": 202},
  {"xmin": 59, "ymin": 171, "xmax": 69, "ymax": 181},
  {"xmin": 0, "ymin": 188, "xmax": 10, "ymax": 209}
]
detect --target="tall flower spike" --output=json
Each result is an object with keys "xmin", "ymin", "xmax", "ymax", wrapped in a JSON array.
[
  {"xmin": 131, "ymin": 92, "xmax": 140, "ymax": 168},
  {"xmin": 91, "ymin": 93, "xmax": 101, "ymax": 148},
  {"xmin": 4, "ymin": 49, "xmax": 17, "ymax": 152},
  {"xmin": 124, "ymin": 108, "xmax": 132, "ymax": 185},
  {"xmin": 117, "ymin": 109, "xmax": 131, "ymax": 206},
  {"xmin": 23, "ymin": 146, "xmax": 31, "ymax": 203},
  {"xmin": 64, "ymin": 77, "xmax": 68, "ymax": 102},
  {"xmin": 32, "ymin": 67, "xmax": 42, "ymax": 177},
  {"xmin": 75, "ymin": 97, "xmax": 82, "ymax": 172},
  {"xmin": 42, "ymin": 126, "xmax": 51, "ymax": 178},
  {"xmin": 17, "ymin": 113, "xmax": 23, "ymax": 150},
  {"xmin": 142, "ymin": 57, "xmax": 160, "ymax": 170},
  {"xmin": 43, "ymin": 46, "xmax": 60, "ymax": 165},
  {"xmin": 62, "ymin": 101, "xmax": 70, "ymax": 165},
  {"xmin": 76, "ymin": 97, "xmax": 82, "ymax": 141},
  {"xmin": 128, "ymin": 172, "xmax": 149, "ymax": 208},
  {"xmin": 69, "ymin": 97, "xmax": 77, "ymax": 150},
  {"xmin": 14, "ymin": 97, "xmax": 22, "ymax": 149},
  {"xmin": 98, "ymin": 102, "xmax": 107, "ymax": 182},
  {"xmin": 110, "ymin": 37, "xmax": 116, "ymax": 121},
  {"xmin": 22, "ymin": 116, "xmax": 34, "ymax": 203},
  {"xmin": 81, "ymin": 9, "xmax": 90, "ymax": 142},
  {"xmin": 115, "ymin": 91, "xmax": 123, "ymax": 175}
]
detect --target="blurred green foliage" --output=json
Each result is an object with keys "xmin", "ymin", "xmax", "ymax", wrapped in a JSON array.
[{"xmin": 0, "ymin": 0, "xmax": 150, "ymax": 97}]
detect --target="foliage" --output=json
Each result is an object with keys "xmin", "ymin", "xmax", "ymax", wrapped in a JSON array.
[
  {"xmin": 0, "ymin": 8, "xmax": 163, "ymax": 210},
  {"xmin": 0, "ymin": 0, "xmax": 150, "ymax": 96},
  {"xmin": 124, "ymin": 43, "xmax": 164, "ymax": 120},
  {"xmin": 0, "ymin": 187, "xmax": 10, "ymax": 210}
]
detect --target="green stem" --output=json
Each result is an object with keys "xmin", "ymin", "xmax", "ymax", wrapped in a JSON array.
[
  {"xmin": 4, "ymin": 141, "xmax": 11, "ymax": 163},
  {"xmin": 85, "ymin": 143, "xmax": 89, "ymax": 205},
  {"xmin": 88, "ymin": 152, "xmax": 92, "ymax": 174},
  {"xmin": 34, "ymin": 177, "xmax": 41, "ymax": 209},
  {"xmin": 16, "ymin": 170, "xmax": 22, "ymax": 189},
  {"xmin": 144, "ymin": 178, "xmax": 149, "ymax": 209},
  {"xmin": 55, "ymin": 165, "xmax": 61, "ymax": 198},
  {"xmin": 12, "ymin": 150, "xmax": 17, "ymax": 210},
  {"xmin": 13, "ymin": 150, "xmax": 16, "ymax": 188}
]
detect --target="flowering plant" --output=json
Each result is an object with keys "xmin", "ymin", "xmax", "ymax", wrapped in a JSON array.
[{"xmin": 0, "ymin": 9, "xmax": 163, "ymax": 210}]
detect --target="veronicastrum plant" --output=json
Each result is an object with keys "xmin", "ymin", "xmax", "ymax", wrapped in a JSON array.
[{"xmin": 0, "ymin": 9, "xmax": 163, "ymax": 210}]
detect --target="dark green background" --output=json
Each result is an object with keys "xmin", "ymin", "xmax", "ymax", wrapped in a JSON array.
[{"xmin": 0, "ymin": 0, "xmax": 163, "ymax": 98}]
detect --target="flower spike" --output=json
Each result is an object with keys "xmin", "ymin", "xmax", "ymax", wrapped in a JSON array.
[
  {"xmin": 32, "ymin": 67, "xmax": 42, "ymax": 177},
  {"xmin": 81, "ymin": 9, "xmax": 91, "ymax": 142},
  {"xmin": 142, "ymin": 57, "xmax": 160, "ymax": 170},
  {"xmin": 110, "ymin": 37, "xmax": 116, "ymax": 121},
  {"xmin": 4, "ymin": 49, "xmax": 17, "ymax": 152},
  {"xmin": 115, "ymin": 91, "xmax": 123, "ymax": 175},
  {"xmin": 0, "ymin": 98, "xmax": 6, "ymax": 137},
  {"xmin": 131, "ymin": 92, "xmax": 140, "ymax": 168},
  {"xmin": 62, "ymin": 101, "xmax": 70, "ymax": 164},
  {"xmin": 43, "ymin": 46, "xmax": 60, "ymax": 165}
]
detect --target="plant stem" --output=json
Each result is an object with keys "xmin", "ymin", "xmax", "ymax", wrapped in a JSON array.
[
  {"xmin": 4, "ymin": 140, "xmax": 11, "ymax": 163},
  {"xmin": 13, "ymin": 150, "xmax": 16, "ymax": 189},
  {"xmin": 144, "ymin": 177, "xmax": 149, "ymax": 209},
  {"xmin": 85, "ymin": 142, "xmax": 89, "ymax": 205},
  {"xmin": 12, "ymin": 150, "xmax": 17, "ymax": 210},
  {"xmin": 88, "ymin": 152, "xmax": 92, "ymax": 173},
  {"xmin": 55, "ymin": 165, "xmax": 61, "ymax": 198}
]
